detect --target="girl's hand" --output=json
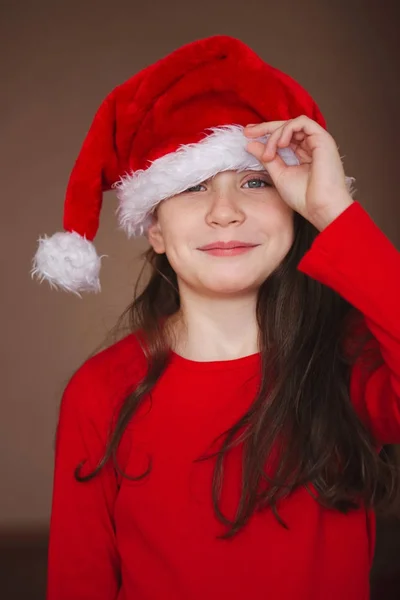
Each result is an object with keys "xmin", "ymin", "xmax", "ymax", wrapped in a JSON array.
[{"xmin": 244, "ymin": 116, "xmax": 354, "ymax": 230}]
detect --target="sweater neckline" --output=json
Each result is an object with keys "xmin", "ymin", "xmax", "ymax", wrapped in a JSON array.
[{"xmin": 169, "ymin": 349, "xmax": 261, "ymax": 371}]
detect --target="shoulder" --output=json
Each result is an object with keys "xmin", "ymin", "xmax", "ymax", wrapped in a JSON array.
[
  {"xmin": 61, "ymin": 331, "xmax": 149, "ymax": 422},
  {"xmin": 82, "ymin": 331, "xmax": 148, "ymax": 382}
]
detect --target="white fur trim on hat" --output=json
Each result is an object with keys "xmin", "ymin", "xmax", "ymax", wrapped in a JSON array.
[
  {"xmin": 31, "ymin": 231, "xmax": 103, "ymax": 295},
  {"xmin": 113, "ymin": 125, "xmax": 357, "ymax": 237}
]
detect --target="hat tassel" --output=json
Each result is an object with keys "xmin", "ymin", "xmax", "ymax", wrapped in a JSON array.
[{"xmin": 31, "ymin": 231, "xmax": 104, "ymax": 296}]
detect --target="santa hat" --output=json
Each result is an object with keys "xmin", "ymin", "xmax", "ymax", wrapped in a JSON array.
[{"xmin": 31, "ymin": 35, "xmax": 355, "ymax": 295}]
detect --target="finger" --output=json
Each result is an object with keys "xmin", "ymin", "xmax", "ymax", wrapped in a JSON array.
[
  {"xmin": 259, "ymin": 151, "xmax": 288, "ymax": 185},
  {"xmin": 247, "ymin": 116, "xmax": 323, "ymax": 151},
  {"xmin": 263, "ymin": 123, "xmax": 288, "ymax": 160},
  {"xmin": 245, "ymin": 140, "xmax": 265, "ymax": 161},
  {"xmin": 293, "ymin": 131, "xmax": 305, "ymax": 141},
  {"xmin": 245, "ymin": 115, "xmax": 322, "ymax": 136},
  {"xmin": 276, "ymin": 122, "xmax": 297, "ymax": 147},
  {"xmin": 284, "ymin": 116, "xmax": 326, "ymax": 142},
  {"xmin": 246, "ymin": 139, "xmax": 286, "ymax": 178},
  {"xmin": 265, "ymin": 118, "xmax": 310, "ymax": 159},
  {"xmin": 244, "ymin": 121, "xmax": 287, "ymax": 137},
  {"xmin": 246, "ymin": 139, "xmax": 287, "ymax": 184},
  {"xmin": 247, "ymin": 138, "xmax": 295, "ymax": 187}
]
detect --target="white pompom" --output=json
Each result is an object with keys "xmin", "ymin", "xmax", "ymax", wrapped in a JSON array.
[{"xmin": 31, "ymin": 231, "xmax": 103, "ymax": 295}]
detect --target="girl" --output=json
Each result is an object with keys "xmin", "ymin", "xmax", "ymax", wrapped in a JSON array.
[{"xmin": 32, "ymin": 35, "xmax": 400, "ymax": 600}]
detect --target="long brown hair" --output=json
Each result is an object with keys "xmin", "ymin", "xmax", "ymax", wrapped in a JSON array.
[{"xmin": 76, "ymin": 210, "xmax": 399, "ymax": 537}]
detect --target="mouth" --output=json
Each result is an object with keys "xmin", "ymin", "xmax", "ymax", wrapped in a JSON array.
[
  {"xmin": 197, "ymin": 241, "xmax": 260, "ymax": 257},
  {"xmin": 198, "ymin": 241, "xmax": 259, "ymax": 250}
]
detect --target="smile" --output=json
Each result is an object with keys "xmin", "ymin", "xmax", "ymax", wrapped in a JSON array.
[{"xmin": 198, "ymin": 246, "xmax": 259, "ymax": 257}]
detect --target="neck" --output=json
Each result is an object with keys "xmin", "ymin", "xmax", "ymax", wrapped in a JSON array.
[{"xmin": 166, "ymin": 286, "xmax": 260, "ymax": 362}]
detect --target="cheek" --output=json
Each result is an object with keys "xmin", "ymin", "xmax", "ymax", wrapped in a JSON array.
[
  {"xmin": 158, "ymin": 198, "xmax": 194, "ymax": 238},
  {"xmin": 160, "ymin": 226, "xmax": 194, "ymax": 276},
  {"xmin": 158, "ymin": 197, "xmax": 199, "ymax": 246},
  {"xmin": 257, "ymin": 198, "xmax": 294, "ymax": 238},
  {"xmin": 256, "ymin": 203, "xmax": 295, "ymax": 268}
]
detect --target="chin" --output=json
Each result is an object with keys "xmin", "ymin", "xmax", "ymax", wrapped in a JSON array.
[{"xmin": 200, "ymin": 276, "xmax": 262, "ymax": 295}]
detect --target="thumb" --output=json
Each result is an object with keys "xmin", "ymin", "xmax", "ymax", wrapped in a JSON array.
[
  {"xmin": 246, "ymin": 140, "xmax": 265, "ymax": 162},
  {"xmin": 246, "ymin": 141, "xmax": 287, "ymax": 185}
]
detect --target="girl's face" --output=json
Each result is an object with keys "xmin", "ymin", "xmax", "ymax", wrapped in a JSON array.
[{"xmin": 146, "ymin": 170, "xmax": 295, "ymax": 296}]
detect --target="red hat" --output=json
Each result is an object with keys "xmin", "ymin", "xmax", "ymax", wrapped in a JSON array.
[{"xmin": 31, "ymin": 34, "xmax": 355, "ymax": 295}]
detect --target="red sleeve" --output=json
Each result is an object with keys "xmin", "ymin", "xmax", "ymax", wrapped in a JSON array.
[
  {"xmin": 297, "ymin": 201, "xmax": 400, "ymax": 445},
  {"xmin": 47, "ymin": 361, "xmax": 120, "ymax": 600}
]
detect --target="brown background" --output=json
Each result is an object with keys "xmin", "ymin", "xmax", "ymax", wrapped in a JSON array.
[{"xmin": 1, "ymin": 0, "xmax": 399, "ymax": 598}]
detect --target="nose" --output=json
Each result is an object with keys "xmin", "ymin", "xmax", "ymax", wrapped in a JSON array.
[{"xmin": 205, "ymin": 190, "xmax": 246, "ymax": 228}]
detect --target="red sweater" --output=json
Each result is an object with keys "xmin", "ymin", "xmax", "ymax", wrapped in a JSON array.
[{"xmin": 47, "ymin": 202, "xmax": 400, "ymax": 600}]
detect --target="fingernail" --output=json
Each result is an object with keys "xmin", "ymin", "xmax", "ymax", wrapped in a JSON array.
[{"xmin": 246, "ymin": 123, "xmax": 257, "ymax": 128}]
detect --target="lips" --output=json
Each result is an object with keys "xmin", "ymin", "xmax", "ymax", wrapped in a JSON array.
[{"xmin": 198, "ymin": 241, "xmax": 258, "ymax": 250}]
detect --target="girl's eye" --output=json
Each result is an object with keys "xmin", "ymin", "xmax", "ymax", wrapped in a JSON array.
[
  {"xmin": 183, "ymin": 178, "xmax": 272, "ymax": 193},
  {"xmin": 243, "ymin": 178, "xmax": 272, "ymax": 189},
  {"xmin": 184, "ymin": 184, "xmax": 206, "ymax": 193}
]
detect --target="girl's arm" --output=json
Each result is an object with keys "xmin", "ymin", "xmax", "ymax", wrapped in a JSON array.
[
  {"xmin": 297, "ymin": 201, "xmax": 400, "ymax": 445},
  {"xmin": 47, "ymin": 362, "xmax": 120, "ymax": 600}
]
